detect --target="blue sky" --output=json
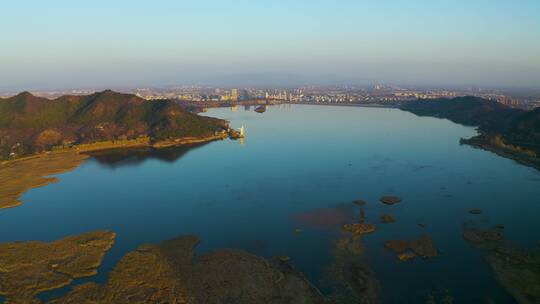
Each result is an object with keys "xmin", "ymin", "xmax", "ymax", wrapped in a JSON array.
[{"xmin": 1, "ymin": 0, "xmax": 539, "ymax": 90}]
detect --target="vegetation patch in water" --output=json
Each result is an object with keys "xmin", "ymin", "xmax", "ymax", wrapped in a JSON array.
[
  {"xmin": 325, "ymin": 236, "xmax": 380, "ymax": 304},
  {"xmin": 0, "ymin": 152, "xmax": 88, "ymax": 209},
  {"xmin": 343, "ymin": 223, "xmax": 377, "ymax": 236},
  {"xmin": 381, "ymin": 214, "xmax": 396, "ymax": 224},
  {"xmin": 0, "ymin": 230, "xmax": 115, "ymax": 303},
  {"xmin": 463, "ymin": 227, "xmax": 540, "ymax": 304},
  {"xmin": 384, "ymin": 235, "xmax": 438, "ymax": 260},
  {"xmin": 48, "ymin": 235, "xmax": 327, "ymax": 304}
]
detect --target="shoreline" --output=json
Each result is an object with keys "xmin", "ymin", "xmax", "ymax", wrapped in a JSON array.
[
  {"xmin": 1, "ymin": 133, "xmax": 228, "ymax": 166},
  {"xmin": 0, "ymin": 133, "xmax": 229, "ymax": 210},
  {"xmin": 150, "ymin": 133, "xmax": 228, "ymax": 149},
  {"xmin": 461, "ymin": 135, "xmax": 540, "ymax": 171},
  {"xmin": 290, "ymin": 102, "xmax": 397, "ymax": 108},
  {"xmin": 0, "ymin": 152, "xmax": 89, "ymax": 210}
]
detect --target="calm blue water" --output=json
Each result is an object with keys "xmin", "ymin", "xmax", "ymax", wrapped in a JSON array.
[{"xmin": 1, "ymin": 104, "xmax": 540, "ymax": 303}]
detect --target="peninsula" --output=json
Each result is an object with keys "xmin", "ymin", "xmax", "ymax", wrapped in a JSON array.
[
  {"xmin": 400, "ymin": 96, "xmax": 540, "ymax": 170},
  {"xmin": 0, "ymin": 90, "xmax": 230, "ymax": 160}
]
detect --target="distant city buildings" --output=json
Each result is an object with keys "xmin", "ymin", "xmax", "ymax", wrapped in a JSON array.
[
  {"xmin": 231, "ymin": 89, "xmax": 239, "ymax": 101},
  {"xmin": 2, "ymin": 85, "xmax": 538, "ymax": 110}
]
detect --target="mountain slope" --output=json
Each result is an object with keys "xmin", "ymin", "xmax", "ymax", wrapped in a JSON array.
[{"xmin": 0, "ymin": 91, "xmax": 228, "ymax": 160}]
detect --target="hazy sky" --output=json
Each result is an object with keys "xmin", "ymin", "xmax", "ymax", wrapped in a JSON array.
[{"xmin": 1, "ymin": 0, "xmax": 539, "ymax": 90}]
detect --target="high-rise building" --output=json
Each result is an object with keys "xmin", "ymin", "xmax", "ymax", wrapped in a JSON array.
[{"xmin": 231, "ymin": 89, "xmax": 239, "ymax": 101}]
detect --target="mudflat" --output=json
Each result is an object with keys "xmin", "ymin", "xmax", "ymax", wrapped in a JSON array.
[{"xmin": 0, "ymin": 152, "xmax": 88, "ymax": 209}]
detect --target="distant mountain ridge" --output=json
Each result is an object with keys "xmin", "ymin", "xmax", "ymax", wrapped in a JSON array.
[
  {"xmin": 401, "ymin": 96, "xmax": 540, "ymax": 169},
  {"xmin": 0, "ymin": 90, "xmax": 228, "ymax": 160}
]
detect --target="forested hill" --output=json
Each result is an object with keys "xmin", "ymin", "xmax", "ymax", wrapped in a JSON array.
[
  {"xmin": 400, "ymin": 96, "xmax": 525, "ymax": 132},
  {"xmin": 0, "ymin": 90, "xmax": 228, "ymax": 159}
]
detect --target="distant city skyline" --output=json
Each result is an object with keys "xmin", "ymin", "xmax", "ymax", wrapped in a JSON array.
[{"xmin": 1, "ymin": 0, "xmax": 539, "ymax": 90}]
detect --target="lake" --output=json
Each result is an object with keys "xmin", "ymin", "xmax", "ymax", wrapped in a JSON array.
[{"xmin": 1, "ymin": 104, "xmax": 539, "ymax": 303}]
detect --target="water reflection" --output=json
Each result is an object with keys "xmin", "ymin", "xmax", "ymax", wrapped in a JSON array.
[{"xmin": 87, "ymin": 142, "xmax": 211, "ymax": 168}]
